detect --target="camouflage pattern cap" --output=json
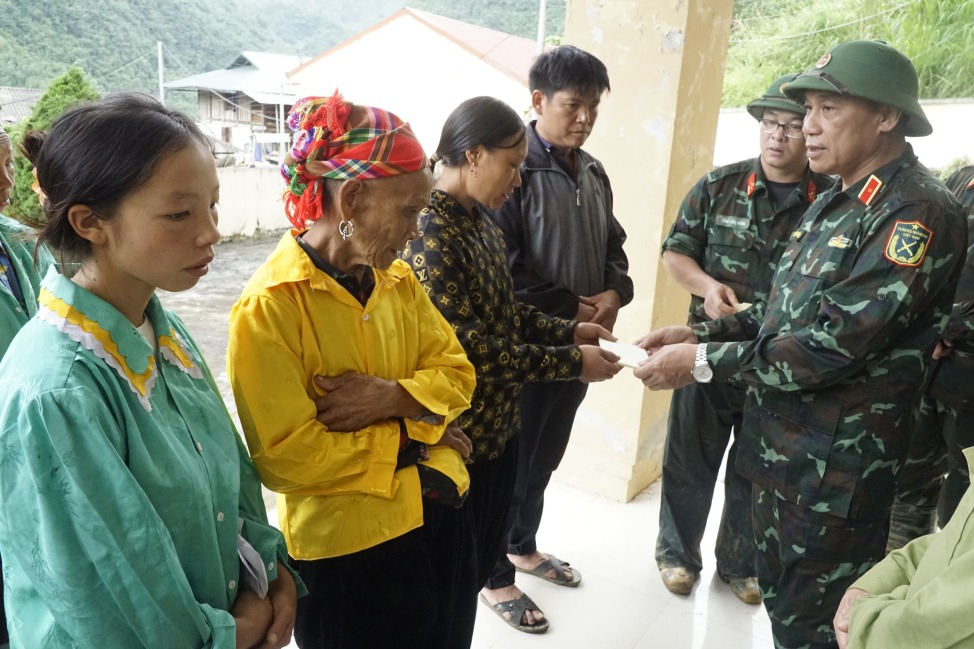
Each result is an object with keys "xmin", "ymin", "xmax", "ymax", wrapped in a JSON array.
[
  {"xmin": 746, "ymin": 73, "xmax": 805, "ymax": 120},
  {"xmin": 783, "ymin": 40, "xmax": 932, "ymax": 137}
]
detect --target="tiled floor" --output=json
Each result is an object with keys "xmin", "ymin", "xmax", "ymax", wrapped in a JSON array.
[
  {"xmin": 276, "ymin": 476, "xmax": 773, "ymax": 649},
  {"xmin": 468, "ymin": 478, "xmax": 773, "ymax": 649}
]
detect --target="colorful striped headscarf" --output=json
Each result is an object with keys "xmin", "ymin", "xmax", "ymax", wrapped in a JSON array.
[{"xmin": 281, "ymin": 90, "xmax": 428, "ymax": 228}]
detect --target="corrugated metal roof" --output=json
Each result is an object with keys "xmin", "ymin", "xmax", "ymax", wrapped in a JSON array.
[
  {"xmin": 0, "ymin": 86, "xmax": 44, "ymax": 123},
  {"xmin": 166, "ymin": 51, "xmax": 306, "ymax": 102}
]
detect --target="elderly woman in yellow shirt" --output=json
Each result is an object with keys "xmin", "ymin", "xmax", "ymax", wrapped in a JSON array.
[{"xmin": 227, "ymin": 93, "xmax": 476, "ymax": 649}]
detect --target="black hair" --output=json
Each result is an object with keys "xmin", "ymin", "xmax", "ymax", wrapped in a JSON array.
[
  {"xmin": 433, "ymin": 96, "xmax": 526, "ymax": 168},
  {"xmin": 21, "ymin": 92, "xmax": 212, "ymax": 263},
  {"xmin": 529, "ymin": 45, "xmax": 611, "ymax": 98}
]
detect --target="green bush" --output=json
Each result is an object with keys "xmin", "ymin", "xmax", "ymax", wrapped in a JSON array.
[{"xmin": 9, "ymin": 67, "xmax": 100, "ymax": 224}]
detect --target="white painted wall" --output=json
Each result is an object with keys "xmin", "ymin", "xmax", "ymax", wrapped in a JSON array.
[
  {"xmin": 215, "ymin": 166, "xmax": 291, "ymax": 237},
  {"xmin": 287, "ymin": 14, "xmax": 531, "ymax": 154}
]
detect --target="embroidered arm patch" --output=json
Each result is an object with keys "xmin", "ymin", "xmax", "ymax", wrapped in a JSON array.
[{"xmin": 884, "ymin": 220, "xmax": 932, "ymax": 267}]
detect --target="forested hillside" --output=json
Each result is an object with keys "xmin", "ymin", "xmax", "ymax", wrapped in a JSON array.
[
  {"xmin": 2, "ymin": 0, "xmax": 970, "ymax": 110},
  {"xmin": 0, "ymin": 0, "xmax": 561, "ymax": 99}
]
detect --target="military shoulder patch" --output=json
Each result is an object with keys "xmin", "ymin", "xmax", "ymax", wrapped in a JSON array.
[{"xmin": 884, "ymin": 220, "xmax": 933, "ymax": 267}]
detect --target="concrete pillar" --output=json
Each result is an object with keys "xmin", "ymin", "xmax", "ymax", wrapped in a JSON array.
[{"xmin": 555, "ymin": 0, "xmax": 735, "ymax": 501}]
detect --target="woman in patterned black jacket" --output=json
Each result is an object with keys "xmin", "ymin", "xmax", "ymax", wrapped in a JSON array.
[{"xmin": 402, "ymin": 96, "xmax": 620, "ymax": 639}]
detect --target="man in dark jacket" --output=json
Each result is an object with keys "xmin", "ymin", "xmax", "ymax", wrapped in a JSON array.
[{"xmin": 483, "ymin": 45, "xmax": 633, "ymax": 631}]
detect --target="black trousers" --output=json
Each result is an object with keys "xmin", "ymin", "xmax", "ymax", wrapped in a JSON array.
[
  {"xmin": 655, "ymin": 380, "xmax": 756, "ymax": 578},
  {"xmin": 293, "ymin": 499, "xmax": 477, "ymax": 649},
  {"xmin": 467, "ymin": 442, "xmax": 519, "ymax": 590},
  {"xmin": 488, "ymin": 380, "xmax": 587, "ymax": 589}
]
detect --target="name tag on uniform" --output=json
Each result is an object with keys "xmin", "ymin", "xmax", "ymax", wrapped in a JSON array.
[
  {"xmin": 828, "ymin": 235, "xmax": 852, "ymax": 249},
  {"xmin": 715, "ymin": 215, "xmax": 749, "ymax": 229}
]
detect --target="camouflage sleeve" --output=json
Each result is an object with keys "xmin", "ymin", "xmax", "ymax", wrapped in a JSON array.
[
  {"xmin": 707, "ymin": 201, "xmax": 964, "ymax": 390},
  {"xmin": 691, "ymin": 301, "xmax": 765, "ymax": 343},
  {"xmin": 407, "ymin": 232, "xmax": 582, "ymax": 385},
  {"xmin": 661, "ymin": 175, "xmax": 711, "ymax": 261}
]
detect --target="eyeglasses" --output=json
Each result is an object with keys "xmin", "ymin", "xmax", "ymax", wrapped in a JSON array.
[{"xmin": 759, "ymin": 118, "xmax": 803, "ymax": 139}]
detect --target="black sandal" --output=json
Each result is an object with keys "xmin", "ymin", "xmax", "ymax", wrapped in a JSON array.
[{"xmin": 479, "ymin": 592, "xmax": 549, "ymax": 634}]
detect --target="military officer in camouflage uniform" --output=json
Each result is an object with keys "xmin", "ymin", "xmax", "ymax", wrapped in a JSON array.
[
  {"xmin": 655, "ymin": 74, "xmax": 833, "ymax": 604},
  {"xmin": 888, "ymin": 164, "xmax": 974, "ymax": 550},
  {"xmin": 635, "ymin": 40, "xmax": 966, "ymax": 648}
]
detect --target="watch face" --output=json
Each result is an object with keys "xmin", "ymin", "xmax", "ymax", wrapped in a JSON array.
[{"xmin": 693, "ymin": 364, "xmax": 714, "ymax": 382}]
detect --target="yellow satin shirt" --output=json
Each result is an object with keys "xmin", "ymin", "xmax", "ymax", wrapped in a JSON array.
[{"xmin": 228, "ymin": 232, "xmax": 475, "ymax": 559}]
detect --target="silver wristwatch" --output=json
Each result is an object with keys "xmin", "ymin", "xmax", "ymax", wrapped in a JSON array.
[{"xmin": 692, "ymin": 343, "xmax": 713, "ymax": 383}]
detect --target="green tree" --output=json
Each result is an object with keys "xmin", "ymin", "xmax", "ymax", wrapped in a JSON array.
[{"xmin": 9, "ymin": 67, "xmax": 100, "ymax": 223}]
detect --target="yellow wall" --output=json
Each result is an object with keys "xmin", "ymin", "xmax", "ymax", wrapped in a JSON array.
[{"xmin": 555, "ymin": 0, "xmax": 735, "ymax": 501}]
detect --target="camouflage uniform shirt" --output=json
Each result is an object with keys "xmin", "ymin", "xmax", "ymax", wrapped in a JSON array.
[
  {"xmin": 403, "ymin": 190, "xmax": 583, "ymax": 463},
  {"xmin": 662, "ymin": 157, "xmax": 832, "ymax": 324},
  {"xmin": 694, "ymin": 145, "xmax": 967, "ymax": 520}
]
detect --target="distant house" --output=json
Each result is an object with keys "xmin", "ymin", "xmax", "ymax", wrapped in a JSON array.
[
  {"xmin": 287, "ymin": 7, "xmax": 548, "ymax": 151},
  {"xmin": 0, "ymin": 86, "xmax": 43, "ymax": 124},
  {"xmin": 166, "ymin": 51, "xmax": 307, "ymax": 158}
]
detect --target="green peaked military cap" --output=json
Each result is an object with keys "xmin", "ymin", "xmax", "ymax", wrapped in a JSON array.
[
  {"xmin": 783, "ymin": 39, "xmax": 932, "ymax": 137},
  {"xmin": 746, "ymin": 73, "xmax": 806, "ymax": 120}
]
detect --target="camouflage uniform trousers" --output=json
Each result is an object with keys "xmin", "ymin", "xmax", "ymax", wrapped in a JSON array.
[
  {"xmin": 752, "ymin": 486, "xmax": 887, "ymax": 649},
  {"xmin": 889, "ymin": 396, "xmax": 974, "ymax": 550},
  {"xmin": 656, "ymin": 380, "xmax": 756, "ymax": 579}
]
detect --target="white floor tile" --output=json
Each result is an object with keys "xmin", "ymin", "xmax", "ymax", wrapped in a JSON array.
[{"xmin": 275, "ymin": 464, "xmax": 773, "ymax": 649}]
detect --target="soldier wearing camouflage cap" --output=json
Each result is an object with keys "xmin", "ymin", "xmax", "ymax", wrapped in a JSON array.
[
  {"xmin": 655, "ymin": 73, "xmax": 832, "ymax": 605},
  {"xmin": 634, "ymin": 40, "xmax": 966, "ymax": 649}
]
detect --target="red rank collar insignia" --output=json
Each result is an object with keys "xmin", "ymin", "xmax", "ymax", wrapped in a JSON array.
[
  {"xmin": 807, "ymin": 180, "xmax": 818, "ymax": 203},
  {"xmin": 858, "ymin": 175, "xmax": 883, "ymax": 206},
  {"xmin": 746, "ymin": 172, "xmax": 757, "ymax": 198}
]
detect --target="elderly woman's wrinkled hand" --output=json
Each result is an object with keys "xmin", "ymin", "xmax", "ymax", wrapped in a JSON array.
[
  {"xmin": 633, "ymin": 343, "xmax": 696, "ymax": 390},
  {"xmin": 434, "ymin": 424, "xmax": 472, "ymax": 460},
  {"xmin": 313, "ymin": 373, "xmax": 416, "ymax": 431}
]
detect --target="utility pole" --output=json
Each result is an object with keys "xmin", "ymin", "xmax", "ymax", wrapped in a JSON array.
[
  {"xmin": 536, "ymin": 0, "xmax": 547, "ymax": 54},
  {"xmin": 157, "ymin": 41, "xmax": 165, "ymax": 105}
]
